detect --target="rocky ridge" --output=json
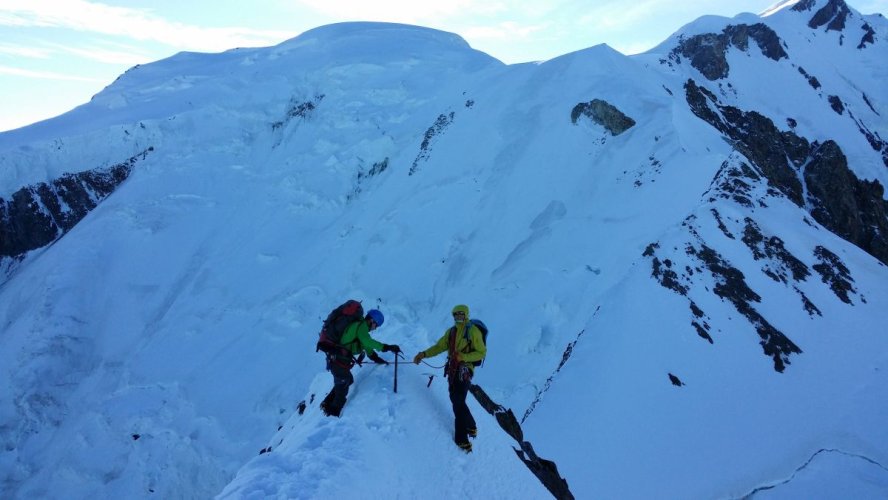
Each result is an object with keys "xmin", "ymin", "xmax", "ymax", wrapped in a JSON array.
[{"xmin": 1, "ymin": 148, "xmax": 152, "ymax": 281}]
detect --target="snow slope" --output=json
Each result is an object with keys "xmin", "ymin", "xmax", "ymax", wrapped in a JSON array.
[
  {"xmin": 1, "ymin": 4, "xmax": 888, "ymax": 499},
  {"xmin": 218, "ymin": 367, "xmax": 550, "ymax": 499}
]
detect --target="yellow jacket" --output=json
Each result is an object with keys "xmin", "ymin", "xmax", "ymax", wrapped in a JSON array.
[{"xmin": 422, "ymin": 321, "xmax": 487, "ymax": 371}]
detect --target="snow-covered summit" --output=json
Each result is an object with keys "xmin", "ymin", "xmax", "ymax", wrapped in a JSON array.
[
  {"xmin": 282, "ymin": 21, "xmax": 477, "ymax": 52},
  {"xmin": 0, "ymin": 21, "xmax": 502, "ymax": 197}
]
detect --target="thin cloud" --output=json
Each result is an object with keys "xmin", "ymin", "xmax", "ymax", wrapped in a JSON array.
[
  {"xmin": 0, "ymin": 0, "xmax": 293, "ymax": 52},
  {"xmin": 0, "ymin": 65, "xmax": 105, "ymax": 82},
  {"xmin": 463, "ymin": 21, "xmax": 549, "ymax": 41},
  {"xmin": 0, "ymin": 11, "xmax": 44, "ymax": 27},
  {"xmin": 41, "ymin": 40, "xmax": 153, "ymax": 65},
  {"xmin": 615, "ymin": 40, "xmax": 661, "ymax": 55},
  {"xmin": 291, "ymin": 0, "xmax": 573, "ymax": 24},
  {"xmin": 578, "ymin": 0, "xmax": 669, "ymax": 32},
  {"xmin": 0, "ymin": 44, "xmax": 52, "ymax": 58},
  {"xmin": 0, "ymin": 39, "xmax": 147, "ymax": 65},
  {"xmin": 61, "ymin": 45, "xmax": 151, "ymax": 65},
  {"xmin": 293, "ymin": 0, "xmax": 478, "ymax": 24}
]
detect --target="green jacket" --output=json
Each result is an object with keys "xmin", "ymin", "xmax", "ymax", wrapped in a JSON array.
[
  {"xmin": 422, "ymin": 322, "xmax": 487, "ymax": 371},
  {"xmin": 340, "ymin": 320, "xmax": 384, "ymax": 356}
]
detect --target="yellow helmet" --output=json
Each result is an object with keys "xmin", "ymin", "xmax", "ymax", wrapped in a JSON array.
[{"xmin": 452, "ymin": 304, "xmax": 469, "ymax": 321}]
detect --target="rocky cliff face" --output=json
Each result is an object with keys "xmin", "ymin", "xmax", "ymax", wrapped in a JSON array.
[
  {"xmin": 803, "ymin": 0, "xmax": 852, "ymax": 31},
  {"xmin": 795, "ymin": 0, "xmax": 879, "ymax": 48},
  {"xmin": 684, "ymin": 80, "xmax": 888, "ymax": 267},
  {"xmin": 669, "ymin": 24, "xmax": 787, "ymax": 80},
  {"xmin": 804, "ymin": 141, "xmax": 888, "ymax": 263},
  {"xmin": 0, "ymin": 148, "xmax": 152, "ymax": 280},
  {"xmin": 636, "ymin": 0, "xmax": 888, "ymax": 374}
]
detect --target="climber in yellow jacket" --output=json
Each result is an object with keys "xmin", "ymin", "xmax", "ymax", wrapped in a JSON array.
[{"xmin": 413, "ymin": 304, "xmax": 486, "ymax": 453}]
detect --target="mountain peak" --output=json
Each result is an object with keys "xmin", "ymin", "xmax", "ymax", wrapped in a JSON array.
[
  {"xmin": 762, "ymin": 0, "xmax": 854, "ymax": 26},
  {"xmin": 281, "ymin": 21, "xmax": 473, "ymax": 52},
  {"xmin": 789, "ymin": 0, "xmax": 846, "ymax": 13}
]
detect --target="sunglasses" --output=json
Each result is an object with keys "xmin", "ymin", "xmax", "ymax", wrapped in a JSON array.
[{"xmin": 452, "ymin": 312, "xmax": 466, "ymax": 317}]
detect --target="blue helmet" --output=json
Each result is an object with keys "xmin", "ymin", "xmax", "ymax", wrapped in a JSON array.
[{"xmin": 366, "ymin": 309, "xmax": 384, "ymax": 327}]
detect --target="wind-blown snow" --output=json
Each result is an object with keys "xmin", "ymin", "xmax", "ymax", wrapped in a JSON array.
[{"xmin": 1, "ymin": 8, "xmax": 888, "ymax": 500}]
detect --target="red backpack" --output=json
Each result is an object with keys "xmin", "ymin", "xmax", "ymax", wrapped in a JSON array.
[{"xmin": 316, "ymin": 300, "xmax": 364, "ymax": 354}]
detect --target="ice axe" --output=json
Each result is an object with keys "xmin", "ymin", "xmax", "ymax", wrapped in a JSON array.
[{"xmin": 394, "ymin": 352, "xmax": 403, "ymax": 393}]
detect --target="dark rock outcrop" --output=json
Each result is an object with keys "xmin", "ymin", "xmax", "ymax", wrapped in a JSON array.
[
  {"xmin": 804, "ymin": 141, "xmax": 888, "ymax": 265},
  {"xmin": 692, "ymin": 320, "xmax": 714, "ymax": 343},
  {"xmin": 812, "ymin": 245, "xmax": 859, "ymax": 303},
  {"xmin": 648, "ymin": 252, "xmax": 689, "ymax": 296},
  {"xmin": 671, "ymin": 24, "xmax": 787, "ymax": 80},
  {"xmin": 695, "ymin": 243, "xmax": 803, "ymax": 372},
  {"xmin": 706, "ymin": 160, "xmax": 762, "ymax": 208},
  {"xmin": 848, "ymin": 112, "xmax": 888, "ymax": 168},
  {"xmin": 686, "ymin": 80, "xmax": 888, "ymax": 266},
  {"xmin": 645, "ymin": 236, "xmax": 803, "ymax": 373},
  {"xmin": 858, "ymin": 22, "xmax": 876, "ymax": 48},
  {"xmin": 712, "ymin": 208, "xmax": 735, "ymax": 239},
  {"xmin": 741, "ymin": 217, "xmax": 811, "ymax": 284},
  {"xmin": 409, "ymin": 111, "xmax": 455, "ymax": 175},
  {"xmin": 469, "ymin": 384, "xmax": 574, "ymax": 500},
  {"xmin": 570, "ymin": 99, "xmax": 636, "ymax": 136},
  {"xmin": 798, "ymin": 67, "xmax": 822, "ymax": 90},
  {"xmin": 690, "ymin": 296, "xmax": 716, "ymax": 343},
  {"xmin": 686, "ymin": 80, "xmax": 806, "ymax": 205},
  {"xmin": 828, "ymin": 95, "xmax": 845, "ymax": 115},
  {"xmin": 271, "ymin": 94, "xmax": 325, "ymax": 130},
  {"xmin": 791, "ymin": 0, "xmax": 818, "ymax": 11},
  {"xmin": 739, "ymin": 217, "xmax": 823, "ymax": 315},
  {"xmin": 1, "ymin": 148, "xmax": 152, "ymax": 264},
  {"xmin": 808, "ymin": 0, "xmax": 852, "ymax": 31},
  {"xmin": 348, "ymin": 158, "xmax": 390, "ymax": 201}
]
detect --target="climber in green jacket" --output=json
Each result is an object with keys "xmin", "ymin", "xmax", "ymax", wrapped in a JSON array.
[
  {"xmin": 321, "ymin": 309, "xmax": 401, "ymax": 417},
  {"xmin": 413, "ymin": 304, "xmax": 486, "ymax": 452}
]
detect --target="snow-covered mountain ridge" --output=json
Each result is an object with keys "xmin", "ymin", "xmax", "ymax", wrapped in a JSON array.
[{"xmin": 1, "ymin": 1, "xmax": 887, "ymax": 498}]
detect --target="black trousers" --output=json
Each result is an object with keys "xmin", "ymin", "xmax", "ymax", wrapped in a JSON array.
[
  {"xmin": 326, "ymin": 358, "xmax": 354, "ymax": 413},
  {"xmin": 448, "ymin": 375, "xmax": 476, "ymax": 444}
]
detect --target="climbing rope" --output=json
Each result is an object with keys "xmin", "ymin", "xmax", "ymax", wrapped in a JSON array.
[{"xmin": 420, "ymin": 359, "xmax": 446, "ymax": 369}]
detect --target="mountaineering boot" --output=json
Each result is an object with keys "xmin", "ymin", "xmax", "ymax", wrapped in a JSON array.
[
  {"xmin": 321, "ymin": 402, "xmax": 342, "ymax": 417},
  {"xmin": 468, "ymin": 428, "xmax": 477, "ymax": 439},
  {"xmin": 457, "ymin": 441, "xmax": 472, "ymax": 453},
  {"xmin": 320, "ymin": 392, "xmax": 342, "ymax": 417}
]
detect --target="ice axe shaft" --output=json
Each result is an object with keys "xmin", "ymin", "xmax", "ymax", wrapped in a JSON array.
[{"xmin": 394, "ymin": 352, "xmax": 399, "ymax": 393}]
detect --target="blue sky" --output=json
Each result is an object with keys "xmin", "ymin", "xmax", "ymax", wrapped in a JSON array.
[{"xmin": 1, "ymin": 0, "xmax": 886, "ymax": 132}]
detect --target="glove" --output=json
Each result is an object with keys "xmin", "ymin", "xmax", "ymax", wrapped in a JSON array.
[
  {"xmin": 413, "ymin": 352, "xmax": 425, "ymax": 365},
  {"xmin": 368, "ymin": 352, "xmax": 388, "ymax": 365},
  {"xmin": 382, "ymin": 344, "xmax": 401, "ymax": 354}
]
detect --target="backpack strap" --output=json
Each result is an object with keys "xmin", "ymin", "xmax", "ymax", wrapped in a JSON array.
[
  {"xmin": 449, "ymin": 323, "xmax": 476, "ymax": 355},
  {"xmin": 448, "ymin": 326, "xmax": 457, "ymax": 355},
  {"xmin": 463, "ymin": 321, "xmax": 474, "ymax": 345}
]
